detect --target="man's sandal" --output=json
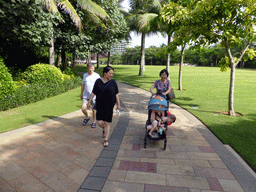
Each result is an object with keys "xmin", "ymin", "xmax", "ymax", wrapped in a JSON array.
[
  {"xmin": 82, "ymin": 117, "xmax": 90, "ymax": 126},
  {"xmin": 103, "ymin": 140, "xmax": 109, "ymax": 147},
  {"xmin": 91, "ymin": 123, "xmax": 96, "ymax": 128}
]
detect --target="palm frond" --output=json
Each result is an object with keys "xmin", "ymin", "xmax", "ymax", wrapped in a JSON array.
[
  {"xmin": 41, "ymin": 0, "xmax": 59, "ymax": 14},
  {"xmin": 78, "ymin": 0, "xmax": 109, "ymax": 19},
  {"xmin": 87, "ymin": 12, "xmax": 107, "ymax": 28},
  {"xmin": 58, "ymin": 0, "xmax": 82, "ymax": 32},
  {"xmin": 137, "ymin": 13, "xmax": 159, "ymax": 33},
  {"xmin": 149, "ymin": 0, "xmax": 161, "ymax": 13}
]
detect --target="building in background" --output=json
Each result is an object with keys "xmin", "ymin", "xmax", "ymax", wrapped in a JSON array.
[{"xmin": 110, "ymin": 39, "xmax": 131, "ymax": 55}]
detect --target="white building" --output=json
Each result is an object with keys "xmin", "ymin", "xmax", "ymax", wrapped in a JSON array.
[{"xmin": 110, "ymin": 39, "xmax": 131, "ymax": 55}]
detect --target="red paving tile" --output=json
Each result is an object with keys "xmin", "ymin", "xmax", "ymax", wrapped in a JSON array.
[
  {"xmin": 144, "ymin": 184, "xmax": 189, "ymax": 192},
  {"xmin": 207, "ymin": 177, "xmax": 223, "ymax": 191},
  {"xmin": 123, "ymin": 150, "xmax": 157, "ymax": 158},
  {"xmin": 198, "ymin": 146, "xmax": 215, "ymax": 153},
  {"xmin": 118, "ymin": 160, "xmax": 156, "ymax": 173}
]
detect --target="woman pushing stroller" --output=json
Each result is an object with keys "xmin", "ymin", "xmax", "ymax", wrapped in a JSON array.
[
  {"xmin": 150, "ymin": 69, "xmax": 171, "ymax": 98},
  {"xmin": 147, "ymin": 69, "xmax": 175, "ymax": 138}
]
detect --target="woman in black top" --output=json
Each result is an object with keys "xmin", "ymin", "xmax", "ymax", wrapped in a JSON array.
[{"xmin": 87, "ymin": 66, "xmax": 120, "ymax": 147}]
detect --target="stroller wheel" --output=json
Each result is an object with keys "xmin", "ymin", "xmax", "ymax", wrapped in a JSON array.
[
  {"xmin": 163, "ymin": 138, "xmax": 167, "ymax": 150},
  {"xmin": 144, "ymin": 136, "xmax": 147, "ymax": 148}
]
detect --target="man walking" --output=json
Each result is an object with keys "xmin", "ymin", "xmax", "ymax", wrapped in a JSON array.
[{"xmin": 80, "ymin": 63, "xmax": 100, "ymax": 128}]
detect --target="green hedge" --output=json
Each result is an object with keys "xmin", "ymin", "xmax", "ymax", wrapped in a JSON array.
[
  {"xmin": 0, "ymin": 76, "xmax": 81, "ymax": 111},
  {"xmin": 0, "ymin": 58, "xmax": 16, "ymax": 98},
  {"xmin": 23, "ymin": 63, "xmax": 64, "ymax": 85}
]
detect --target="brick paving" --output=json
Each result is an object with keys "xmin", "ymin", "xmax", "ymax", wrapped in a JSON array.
[{"xmin": 1, "ymin": 81, "xmax": 256, "ymax": 192}]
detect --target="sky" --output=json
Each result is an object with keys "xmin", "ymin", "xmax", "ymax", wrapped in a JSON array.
[{"xmin": 120, "ymin": 0, "xmax": 167, "ymax": 48}]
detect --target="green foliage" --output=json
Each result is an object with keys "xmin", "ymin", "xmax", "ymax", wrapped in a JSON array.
[
  {"xmin": 23, "ymin": 64, "xmax": 64, "ymax": 85},
  {"xmin": 0, "ymin": 58, "xmax": 16, "ymax": 98},
  {"xmin": 0, "ymin": 76, "xmax": 81, "ymax": 111},
  {"xmin": 63, "ymin": 67, "xmax": 78, "ymax": 79},
  {"xmin": 0, "ymin": 0, "xmax": 58, "ymax": 70},
  {"xmin": 110, "ymin": 53, "xmax": 122, "ymax": 64},
  {"xmin": 218, "ymin": 56, "xmax": 230, "ymax": 72},
  {"xmin": 243, "ymin": 48, "xmax": 256, "ymax": 62}
]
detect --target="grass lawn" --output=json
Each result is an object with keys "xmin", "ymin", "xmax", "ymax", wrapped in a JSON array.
[
  {"xmin": 76, "ymin": 64, "xmax": 256, "ymax": 171},
  {"xmin": 0, "ymin": 87, "xmax": 82, "ymax": 133},
  {"xmin": 1, "ymin": 64, "xmax": 256, "ymax": 172}
]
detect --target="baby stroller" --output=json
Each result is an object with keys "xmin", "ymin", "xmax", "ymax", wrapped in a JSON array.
[{"xmin": 144, "ymin": 95, "xmax": 169, "ymax": 150}]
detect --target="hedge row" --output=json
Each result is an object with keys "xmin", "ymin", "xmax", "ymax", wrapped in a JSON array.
[
  {"xmin": 0, "ymin": 61, "xmax": 81, "ymax": 111},
  {"xmin": 0, "ymin": 76, "xmax": 81, "ymax": 111}
]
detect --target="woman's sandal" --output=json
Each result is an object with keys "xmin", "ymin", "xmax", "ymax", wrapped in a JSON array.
[{"xmin": 103, "ymin": 140, "xmax": 109, "ymax": 147}]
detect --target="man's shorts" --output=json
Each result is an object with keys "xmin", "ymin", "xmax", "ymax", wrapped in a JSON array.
[{"xmin": 82, "ymin": 98, "xmax": 96, "ymax": 106}]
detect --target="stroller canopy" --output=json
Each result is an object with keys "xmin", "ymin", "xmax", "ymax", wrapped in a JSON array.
[{"xmin": 148, "ymin": 95, "xmax": 168, "ymax": 111}]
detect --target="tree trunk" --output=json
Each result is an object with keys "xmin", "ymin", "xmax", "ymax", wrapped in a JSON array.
[
  {"xmin": 241, "ymin": 60, "xmax": 245, "ymax": 68},
  {"xmin": 107, "ymin": 52, "xmax": 110, "ymax": 66},
  {"xmin": 179, "ymin": 45, "xmax": 185, "ymax": 90},
  {"xmin": 87, "ymin": 52, "xmax": 91, "ymax": 63},
  {"xmin": 166, "ymin": 35, "xmax": 171, "ymax": 74},
  {"xmin": 57, "ymin": 52, "xmax": 61, "ymax": 67},
  {"xmin": 227, "ymin": 41, "xmax": 250, "ymax": 116},
  {"xmin": 61, "ymin": 48, "xmax": 66, "ymax": 70},
  {"xmin": 97, "ymin": 53, "xmax": 100, "ymax": 69},
  {"xmin": 228, "ymin": 61, "xmax": 236, "ymax": 116},
  {"xmin": 224, "ymin": 38, "xmax": 236, "ymax": 116},
  {"xmin": 139, "ymin": 33, "xmax": 146, "ymax": 76},
  {"xmin": 49, "ymin": 29, "xmax": 55, "ymax": 66}
]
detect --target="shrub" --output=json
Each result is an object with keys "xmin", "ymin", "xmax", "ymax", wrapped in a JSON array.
[
  {"xmin": 0, "ymin": 58, "xmax": 16, "ymax": 98},
  {"xmin": 23, "ymin": 63, "xmax": 64, "ymax": 85},
  {"xmin": 63, "ymin": 67, "xmax": 78, "ymax": 78},
  {"xmin": 0, "ymin": 76, "xmax": 81, "ymax": 111}
]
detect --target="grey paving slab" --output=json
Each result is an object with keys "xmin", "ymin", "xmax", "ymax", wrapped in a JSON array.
[
  {"xmin": 95, "ymin": 158, "xmax": 115, "ymax": 167},
  {"xmin": 80, "ymin": 176, "xmax": 106, "ymax": 191},
  {"xmin": 89, "ymin": 166, "xmax": 112, "ymax": 178},
  {"xmin": 144, "ymin": 184, "xmax": 190, "ymax": 192},
  {"xmin": 100, "ymin": 150, "xmax": 118, "ymax": 159}
]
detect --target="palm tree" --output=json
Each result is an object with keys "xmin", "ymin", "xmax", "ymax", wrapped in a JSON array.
[
  {"xmin": 128, "ymin": 0, "xmax": 161, "ymax": 76},
  {"xmin": 40, "ymin": 0, "xmax": 110, "ymax": 65}
]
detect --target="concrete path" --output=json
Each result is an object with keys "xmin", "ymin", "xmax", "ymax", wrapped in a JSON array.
[{"xmin": 1, "ymin": 82, "xmax": 256, "ymax": 192}]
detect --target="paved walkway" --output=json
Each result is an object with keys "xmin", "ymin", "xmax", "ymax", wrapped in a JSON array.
[{"xmin": 1, "ymin": 82, "xmax": 256, "ymax": 192}]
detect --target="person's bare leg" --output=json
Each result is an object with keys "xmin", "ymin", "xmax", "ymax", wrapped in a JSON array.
[
  {"xmin": 103, "ymin": 122, "xmax": 110, "ymax": 140},
  {"xmin": 147, "ymin": 125, "xmax": 153, "ymax": 130},
  {"xmin": 150, "ymin": 110, "xmax": 156, "ymax": 124},
  {"xmin": 97, "ymin": 120, "xmax": 105, "ymax": 137},
  {"xmin": 92, "ymin": 108, "xmax": 96, "ymax": 123},
  {"xmin": 101, "ymin": 121, "xmax": 110, "ymax": 147},
  {"xmin": 160, "ymin": 110, "xmax": 165, "ymax": 118},
  {"xmin": 81, "ymin": 103, "xmax": 89, "ymax": 119}
]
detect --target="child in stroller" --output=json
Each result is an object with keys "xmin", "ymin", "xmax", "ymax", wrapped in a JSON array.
[
  {"xmin": 147, "ymin": 111, "xmax": 176, "ymax": 137},
  {"xmin": 144, "ymin": 95, "xmax": 176, "ymax": 150}
]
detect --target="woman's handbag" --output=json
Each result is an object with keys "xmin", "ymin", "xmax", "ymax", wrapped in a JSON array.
[
  {"xmin": 166, "ymin": 80, "xmax": 175, "ymax": 100},
  {"xmin": 166, "ymin": 88, "xmax": 175, "ymax": 100}
]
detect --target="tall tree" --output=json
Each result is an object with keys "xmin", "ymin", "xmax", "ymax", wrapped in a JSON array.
[
  {"xmin": 127, "ymin": 0, "xmax": 161, "ymax": 76},
  {"xmin": 90, "ymin": 0, "xmax": 129, "ymax": 67},
  {"xmin": 0, "ymin": 0, "xmax": 54, "ymax": 70},
  {"xmin": 161, "ymin": 1, "xmax": 193, "ymax": 90},
  {"xmin": 40, "ymin": 0, "xmax": 110, "ymax": 65},
  {"xmin": 162, "ymin": 0, "xmax": 256, "ymax": 116}
]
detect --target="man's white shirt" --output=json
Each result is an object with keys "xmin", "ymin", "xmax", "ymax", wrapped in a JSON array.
[{"xmin": 82, "ymin": 72, "xmax": 100, "ymax": 100}]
